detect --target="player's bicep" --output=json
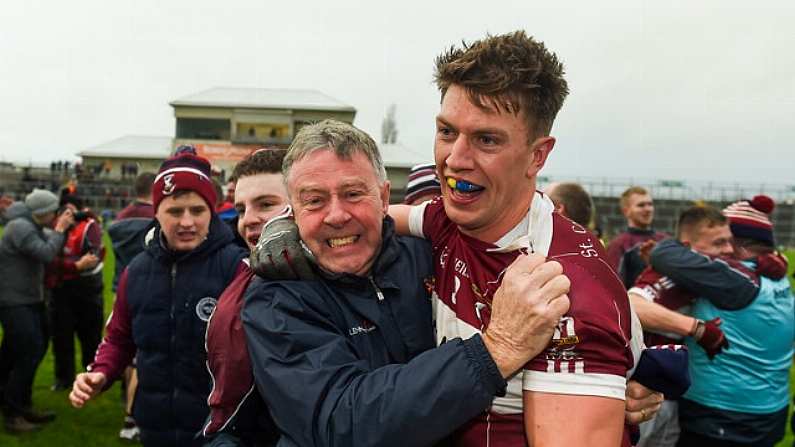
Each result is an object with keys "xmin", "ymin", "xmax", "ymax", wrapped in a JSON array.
[{"xmin": 523, "ymin": 392, "xmax": 624, "ymax": 447}]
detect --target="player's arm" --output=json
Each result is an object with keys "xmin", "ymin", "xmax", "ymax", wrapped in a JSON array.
[
  {"xmin": 524, "ymin": 392, "xmax": 624, "ymax": 446},
  {"xmin": 650, "ymin": 239, "xmax": 759, "ymax": 310},
  {"xmin": 629, "ymin": 292, "xmax": 695, "ymax": 337},
  {"xmin": 388, "ymin": 204, "xmax": 413, "ymax": 236}
]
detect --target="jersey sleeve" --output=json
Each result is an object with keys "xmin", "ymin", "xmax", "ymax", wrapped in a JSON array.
[
  {"xmin": 522, "ymin": 258, "xmax": 635, "ymax": 401},
  {"xmin": 408, "ymin": 197, "xmax": 447, "ymax": 243}
]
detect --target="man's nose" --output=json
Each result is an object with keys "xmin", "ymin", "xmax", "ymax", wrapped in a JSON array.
[
  {"xmin": 323, "ymin": 196, "xmax": 351, "ymax": 227},
  {"xmin": 445, "ymin": 135, "xmax": 473, "ymax": 171},
  {"xmin": 179, "ymin": 211, "xmax": 194, "ymax": 226}
]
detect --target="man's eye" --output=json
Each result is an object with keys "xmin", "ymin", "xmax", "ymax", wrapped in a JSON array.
[
  {"xmin": 437, "ymin": 127, "xmax": 455, "ymax": 138},
  {"xmin": 478, "ymin": 135, "xmax": 498, "ymax": 145}
]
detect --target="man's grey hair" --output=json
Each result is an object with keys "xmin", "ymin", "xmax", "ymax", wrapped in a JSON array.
[{"xmin": 282, "ymin": 119, "xmax": 387, "ymax": 188}]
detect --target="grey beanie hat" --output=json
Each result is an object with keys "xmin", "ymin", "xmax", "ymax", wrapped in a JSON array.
[{"xmin": 25, "ymin": 189, "xmax": 59, "ymax": 216}]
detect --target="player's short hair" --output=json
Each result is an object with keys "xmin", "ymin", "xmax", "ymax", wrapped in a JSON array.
[
  {"xmin": 434, "ymin": 30, "xmax": 569, "ymax": 138},
  {"xmin": 283, "ymin": 119, "xmax": 386, "ymax": 189},
  {"xmin": 620, "ymin": 186, "xmax": 650, "ymax": 209},
  {"xmin": 232, "ymin": 148, "xmax": 287, "ymax": 181},
  {"xmin": 547, "ymin": 182, "xmax": 593, "ymax": 228},
  {"xmin": 134, "ymin": 172, "xmax": 155, "ymax": 198},
  {"xmin": 676, "ymin": 205, "xmax": 727, "ymax": 240}
]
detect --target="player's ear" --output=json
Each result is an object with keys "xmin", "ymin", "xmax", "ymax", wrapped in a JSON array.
[{"xmin": 526, "ymin": 136, "xmax": 555, "ymax": 178}]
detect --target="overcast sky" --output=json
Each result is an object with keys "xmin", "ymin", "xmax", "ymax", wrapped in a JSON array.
[{"xmin": 2, "ymin": 0, "xmax": 794, "ymax": 185}]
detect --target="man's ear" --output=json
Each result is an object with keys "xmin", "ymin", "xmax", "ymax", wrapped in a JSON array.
[
  {"xmin": 527, "ymin": 136, "xmax": 556, "ymax": 178},
  {"xmin": 380, "ymin": 180, "xmax": 391, "ymax": 214}
]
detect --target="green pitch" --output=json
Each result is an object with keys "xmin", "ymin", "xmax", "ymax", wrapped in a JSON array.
[{"xmin": 0, "ymin": 231, "xmax": 793, "ymax": 445}]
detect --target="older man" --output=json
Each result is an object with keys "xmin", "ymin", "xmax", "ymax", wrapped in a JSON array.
[{"xmin": 237, "ymin": 119, "xmax": 570, "ymax": 447}]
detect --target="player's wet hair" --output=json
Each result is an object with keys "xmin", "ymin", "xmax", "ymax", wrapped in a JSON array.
[
  {"xmin": 677, "ymin": 205, "xmax": 727, "ymax": 240},
  {"xmin": 434, "ymin": 30, "xmax": 569, "ymax": 138},
  {"xmin": 233, "ymin": 148, "xmax": 287, "ymax": 180}
]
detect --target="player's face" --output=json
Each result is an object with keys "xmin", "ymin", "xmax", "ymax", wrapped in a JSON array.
[
  {"xmin": 689, "ymin": 223, "xmax": 734, "ymax": 258},
  {"xmin": 624, "ymin": 194, "xmax": 654, "ymax": 229},
  {"xmin": 155, "ymin": 192, "xmax": 211, "ymax": 252},
  {"xmin": 235, "ymin": 173, "xmax": 288, "ymax": 250},
  {"xmin": 288, "ymin": 150, "xmax": 390, "ymax": 276},
  {"xmin": 435, "ymin": 85, "xmax": 555, "ymax": 242}
]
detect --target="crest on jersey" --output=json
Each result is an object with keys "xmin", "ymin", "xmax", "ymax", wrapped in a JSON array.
[
  {"xmin": 195, "ymin": 296, "xmax": 217, "ymax": 322},
  {"xmin": 546, "ymin": 316, "xmax": 581, "ymax": 360},
  {"xmin": 162, "ymin": 173, "xmax": 176, "ymax": 195}
]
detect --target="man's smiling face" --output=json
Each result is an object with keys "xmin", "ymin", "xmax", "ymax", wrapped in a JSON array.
[
  {"xmin": 434, "ymin": 84, "xmax": 555, "ymax": 242},
  {"xmin": 288, "ymin": 149, "xmax": 390, "ymax": 276}
]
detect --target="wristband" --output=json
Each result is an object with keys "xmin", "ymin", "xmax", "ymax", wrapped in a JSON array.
[{"xmin": 690, "ymin": 318, "xmax": 705, "ymax": 340}]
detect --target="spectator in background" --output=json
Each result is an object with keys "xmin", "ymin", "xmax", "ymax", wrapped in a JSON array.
[
  {"xmin": 628, "ymin": 206, "xmax": 747, "ymax": 447},
  {"xmin": 49, "ymin": 198, "xmax": 105, "ymax": 392},
  {"xmin": 607, "ymin": 186, "xmax": 669, "ymax": 288},
  {"xmin": 545, "ymin": 181, "xmax": 595, "ymax": 229},
  {"xmin": 0, "ymin": 189, "xmax": 73, "ymax": 433},
  {"xmin": 403, "ymin": 162, "xmax": 441, "ymax": 205},
  {"xmin": 69, "ymin": 152, "xmax": 247, "ymax": 446},
  {"xmin": 110, "ymin": 172, "xmax": 156, "ymax": 290},
  {"xmin": 107, "ymin": 171, "xmax": 155, "ymax": 441},
  {"xmin": 203, "ymin": 148, "xmax": 288, "ymax": 445},
  {"xmin": 59, "ymin": 178, "xmax": 79, "ymax": 208},
  {"xmin": 673, "ymin": 196, "xmax": 792, "ymax": 447}
]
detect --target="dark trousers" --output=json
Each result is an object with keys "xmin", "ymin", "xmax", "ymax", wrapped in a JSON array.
[
  {"xmin": 0, "ymin": 304, "xmax": 48, "ymax": 417},
  {"xmin": 52, "ymin": 277, "xmax": 103, "ymax": 385},
  {"xmin": 677, "ymin": 429, "xmax": 776, "ymax": 447}
]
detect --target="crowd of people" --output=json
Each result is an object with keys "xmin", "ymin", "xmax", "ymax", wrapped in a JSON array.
[{"xmin": 0, "ymin": 30, "xmax": 792, "ymax": 447}]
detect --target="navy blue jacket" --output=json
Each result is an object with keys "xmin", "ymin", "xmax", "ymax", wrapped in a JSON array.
[
  {"xmin": 242, "ymin": 219, "xmax": 507, "ymax": 447},
  {"xmin": 124, "ymin": 216, "xmax": 246, "ymax": 446}
]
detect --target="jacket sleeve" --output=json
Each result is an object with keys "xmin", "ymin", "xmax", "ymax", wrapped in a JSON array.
[
  {"xmin": 9, "ymin": 220, "xmax": 64, "ymax": 263},
  {"xmin": 649, "ymin": 239, "xmax": 759, "ymax": 310},
  {"xmin": 242, "ymin": 281, "xmax": 506, "ymax": 447},
  {"xmin": 89, "ymin": 268, "xmax": 136, "ymax": 384}
]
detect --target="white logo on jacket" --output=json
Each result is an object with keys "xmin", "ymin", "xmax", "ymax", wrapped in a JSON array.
[{"xmin": 195, "ymin": 297, "xmax": 218, "ymax": 322}]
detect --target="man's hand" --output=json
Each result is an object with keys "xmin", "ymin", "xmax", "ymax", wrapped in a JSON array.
[
  {"xmin": 54, "ymin": 209, "xmax": 74, "ymax": 233},
  {"xmin": 482, "ymin": 253, "xmax": 570, "ymax": 378},
  {"xmin": 624, "ymin": 381, "xmax": 663, "ymax": 425},
  {"xmin": 638, "ymin": 239, "xmax": 657, "ymax": 266},
  {"xmin": 69, "ymin": 372, "xmax": 107, "ymax": 408},
  {"xmin": 690, "ymin": 317, "xmax": 729, "ymax": 359},
  {"xmin": 251, "ymin": 208, "xmax": 317, "ymax": 280},
  {"xmin": 75, "ymin": 253, "xmax": 100, "ymax": 271}
]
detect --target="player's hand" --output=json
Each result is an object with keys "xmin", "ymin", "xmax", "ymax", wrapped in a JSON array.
[
  {"xmin": 483, "ymin": 253, "xmax": 570, "ymax": 378},
  {"xmin": 75, "ymin": 253, "xmax": 100, "ymax": 271},
  {"xmin": 624, "ymin": 381, "xmax": 663, "ymax": 425},
  {"xmin": 250, "ymin": 207, "xmax": 318, "ymax": 281},
  {"xmin": 691, "ymin": 317, "xmax": 729, "ymax": 359},
  {"xmin": 54, "ymin": 209, "xmax": 74, "ymax": 233},
  {"xmin": 69, "ymin": 372, "xmax": 107, "ymax": 408}
]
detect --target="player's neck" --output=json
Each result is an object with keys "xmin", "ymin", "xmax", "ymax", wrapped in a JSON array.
[{"xmin": 460, "ymin": 193, "xmax": 534, "ymax": 244}]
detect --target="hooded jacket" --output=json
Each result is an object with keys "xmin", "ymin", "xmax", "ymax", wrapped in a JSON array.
[
  {"xmin": 91, "ymin": 215, "xmax": 247, "ymax": 446},
  {"xmin": 0, "ymin": 202, "xmax": 65, "ymax": 307}
]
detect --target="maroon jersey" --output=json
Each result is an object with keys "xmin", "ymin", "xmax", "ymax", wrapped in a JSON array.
[
  {"xmin": 629, "ymin": 267, "xmax": 695, "ymax": 346},
  {"xmin": 409, "ymin": 194, "xmax": 641, "ymax": 447}
]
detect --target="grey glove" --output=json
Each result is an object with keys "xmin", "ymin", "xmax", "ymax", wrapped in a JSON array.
[{"xmin": 251, "ymin": 207, "xmax": 318, "ymax": 280}]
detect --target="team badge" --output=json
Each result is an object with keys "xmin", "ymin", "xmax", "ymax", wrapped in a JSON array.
[
  {"xmin": 195, "ymin": 296, "xmax": 218, "ymax": 322},
  {"xmin": 163, "ymin": 173, "xmax": 176, "ymax": 195}
]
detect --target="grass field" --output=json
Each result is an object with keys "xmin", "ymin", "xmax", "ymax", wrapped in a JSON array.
[{"xmin": 0, "ymin": 231, "xmax": 793, "ymax": 446}]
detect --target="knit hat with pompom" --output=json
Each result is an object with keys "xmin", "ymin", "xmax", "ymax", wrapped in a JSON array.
[{"xmin": 722, "ymin": 195, "xmax": 775, "ymax": 246}]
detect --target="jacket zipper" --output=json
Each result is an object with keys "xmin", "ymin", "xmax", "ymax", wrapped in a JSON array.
[
  {"xmin": 369, "ymin": 276, "xmax": 384, "ymax": 301},
  {"xmin": 170, "ymin": 263, "xmax": 178, "ymax": 420}
]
